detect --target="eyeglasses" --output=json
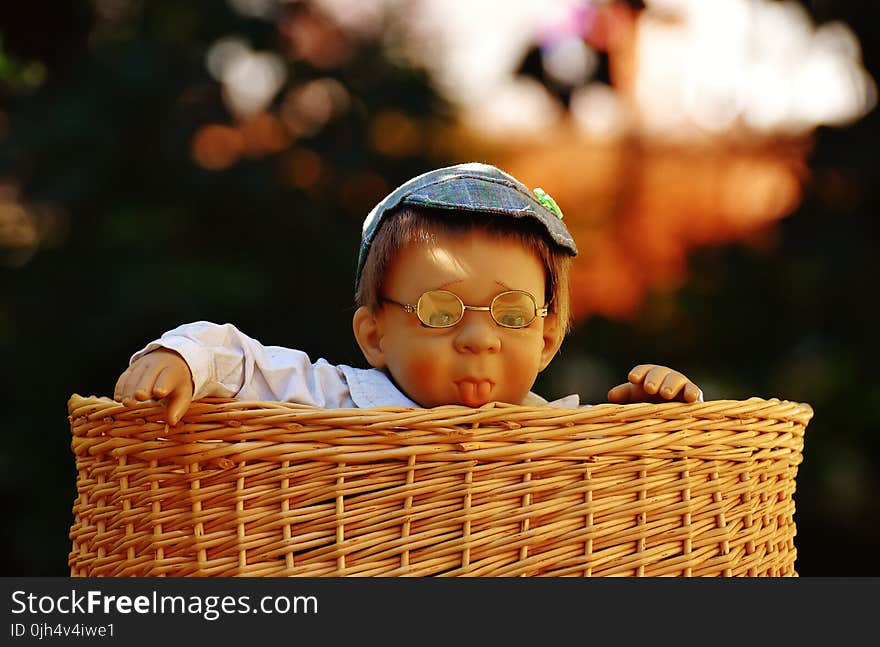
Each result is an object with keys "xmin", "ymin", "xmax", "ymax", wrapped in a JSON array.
[{"xmin": 381, "ymin": 289, "xmax": 548, "ymax": 329}]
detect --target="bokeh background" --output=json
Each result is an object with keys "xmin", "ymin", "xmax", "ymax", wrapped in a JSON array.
[{"xmin": 1, "ymin": 0, "xmax": 877, "ymax": 576}]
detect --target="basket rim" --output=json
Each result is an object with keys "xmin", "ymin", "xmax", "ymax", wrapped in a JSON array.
[
  {"xmin": 68, "ymin": 393, "xmax": 814, "ymax": 423},
  {"xmin": 68, "ymin": 392, "xmax": 813, "ymax": 415},
  {"xmin": 68, "ymin": 394, "xmax": 812, "ymax": 466}
]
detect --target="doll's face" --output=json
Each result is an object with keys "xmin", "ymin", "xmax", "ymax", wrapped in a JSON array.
[{"xmin": 354, "ymin": 228, "xmax": 563, "ymax": 407}]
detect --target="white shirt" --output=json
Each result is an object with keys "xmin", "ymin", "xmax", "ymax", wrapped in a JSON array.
[{"xmin": 132, "ymin": 321, "xmax": 583, "ymax": 409}]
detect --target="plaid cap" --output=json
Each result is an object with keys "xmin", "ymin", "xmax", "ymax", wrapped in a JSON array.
[{"xmin": 355, "ymin": 162, "xmax": 578, "ymax": 287}]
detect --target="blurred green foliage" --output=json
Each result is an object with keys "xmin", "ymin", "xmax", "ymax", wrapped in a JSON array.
[{"xmin": 1, "ymin": 0, "xmax": 877, "ymax": 575}]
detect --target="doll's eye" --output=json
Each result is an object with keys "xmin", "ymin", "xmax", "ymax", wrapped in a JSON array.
[
  {"xmin": 496, "ymin": 310, "xmax": 527, "ymax": 327},
  {"xmin": 418, "ymin": 290, "xmax": 463, "ymax": 327},
  {"xmin": 428, "ymin": 310, "xmax": 456, "ymax": 327},
  {"xmin": 491, "ymin": 291, "xmax": 538, "ymax": 328}
]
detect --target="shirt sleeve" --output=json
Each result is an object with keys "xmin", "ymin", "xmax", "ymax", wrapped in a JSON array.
[{"xmin": 129, "ymin": 321, "xmax": 355, "ymax": 408}]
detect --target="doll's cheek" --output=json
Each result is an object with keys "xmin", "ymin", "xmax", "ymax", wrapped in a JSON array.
[{"xmin": 402, "ymin": 355, "xmax": 439, "ymax": 391}]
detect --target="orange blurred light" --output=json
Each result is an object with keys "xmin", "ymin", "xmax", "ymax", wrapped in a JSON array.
[
  {"xmin": 569, "ymin": 239, "xmax": 645, "ymax": 321},
  {"xmin": 190, "ymin": 124, "xmax": 245, "ymax": 171},
  {"xmin": 370, "ymin": 110, "xmax": 422, "ymax": 158},
  {"xmin": 279, "ymin": 6, "xmax": 352, "ymax": 69},
  {"xmin": 0, "ymin": 181, "xmax": 67, "ymax": 267},
  {"xmin": 285, "ymin": 148, "xmax": 324, "ymax": 190},
  {"xmin": 239, "ymin": 112, "xmax": 291, "ymax": 157},
  {"xmin": 498, "ymin": 128, "xmax": 809, "ymax": 324},
  {"xmin": 280, "ymin": 79, "xmax": 349, "ymax": 138}
]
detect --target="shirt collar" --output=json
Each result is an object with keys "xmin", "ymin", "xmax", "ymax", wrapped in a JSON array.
[{"xmin": 339, "ymin": 366, "xmax": 421, "ymax": 408}]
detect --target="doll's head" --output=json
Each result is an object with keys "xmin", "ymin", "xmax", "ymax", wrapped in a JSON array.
[
  {"xmin": 351, "ymin": 163, "xmax": 578, "ymax": 407},
  {"xmin": 356, "ymin": 206, "xmax": 573, "ymax": 327}
]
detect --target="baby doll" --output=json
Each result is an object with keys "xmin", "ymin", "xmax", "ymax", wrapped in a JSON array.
[{"xmin": 114, "ymin": 163, "xmax": 702, "ymax": 424}]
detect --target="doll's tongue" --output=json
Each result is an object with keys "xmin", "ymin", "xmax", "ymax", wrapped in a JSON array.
[{"xmin": 456, "ymin": 380, "xmax": 492, "ymax": 407}]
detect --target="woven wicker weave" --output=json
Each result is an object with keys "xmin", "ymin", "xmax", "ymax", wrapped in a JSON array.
[{"xmin": 68, "ymin": 394, "xmax": 812, "ymax": 577}]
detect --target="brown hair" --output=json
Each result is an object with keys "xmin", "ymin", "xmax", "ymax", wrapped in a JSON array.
[{"xmin": 355, "ymin": 206, "xmax": 573, "ymax": 330}]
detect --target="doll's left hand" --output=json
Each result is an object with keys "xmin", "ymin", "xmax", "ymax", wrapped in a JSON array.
[{"xmin": 607, "ymin": 364, "xmax": 703, "ymax": 404}]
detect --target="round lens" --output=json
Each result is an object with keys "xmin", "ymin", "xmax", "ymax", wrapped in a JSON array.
[
  {"xmin": 417, "ymin": 290, "xmax": 463, "ymax": 328},
  {"xmin": 491, "ymin": 291, "xmax": 537, "ymax": 328}
]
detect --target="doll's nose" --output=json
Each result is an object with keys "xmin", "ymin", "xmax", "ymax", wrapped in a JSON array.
[{"xmin": 453, "ymin": 312, "xmax": 501, "ymax": 354}]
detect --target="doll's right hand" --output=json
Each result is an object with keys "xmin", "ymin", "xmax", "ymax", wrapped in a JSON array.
[{"xmin": 113, "ymin": 349, "xmax": 194, "ymax": 425}]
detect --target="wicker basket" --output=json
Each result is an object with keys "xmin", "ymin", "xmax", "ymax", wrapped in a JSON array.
[{"xmin": 68, "ymin": 394, "xmax": 812, "ymax": 577}]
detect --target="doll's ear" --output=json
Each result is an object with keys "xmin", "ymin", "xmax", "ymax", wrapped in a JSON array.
[
  {"xmin": 353, "ymin": 306, "xmax": 387, "ymax": 369},
  {"xmin": 538, "ymin": 312, "xmax": 565, "ymax": 371}
]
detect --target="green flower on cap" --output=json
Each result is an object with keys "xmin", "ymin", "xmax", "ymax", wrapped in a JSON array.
[{"xmin": 533, "ymin": 187, "xmax": 563, "ymax": 220}]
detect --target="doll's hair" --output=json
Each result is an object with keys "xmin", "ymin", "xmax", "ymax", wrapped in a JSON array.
[{"xmin": 355, "ymin": 206, "xmax": 573, "ymax": 331}]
